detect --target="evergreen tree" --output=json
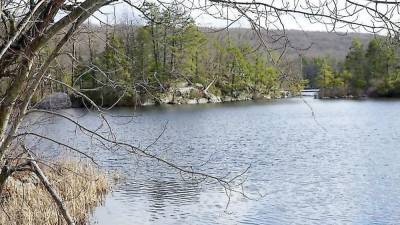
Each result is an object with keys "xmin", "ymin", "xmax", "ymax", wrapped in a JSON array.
[
  {"xmin": 93, "ymin": 34, "xmax": 132, "ymax": 105},
  {"xmin": 248, "ymin": 53, "xmax": 279, "ymax": 95},
  {"xmin": 344, "ymin": 38, "xmax": 366, "ymax": 93},
  {"xmin": 316, "ymin": 60, "xmax": 336, "ymax": 88},
  {"xmin": 97, "ymin": 34, "xmax": 130, "ymax": 85},
  {"xmin": 173, "ymin": 22, "xmax": 208, "ymax": 83},
  {"xmin": 131, "ymin": 27, "xmax": 153, "ymax": 85},
  {"xmin": 365, "ymin": 37, "xmax": 397, "ymax": 95}
]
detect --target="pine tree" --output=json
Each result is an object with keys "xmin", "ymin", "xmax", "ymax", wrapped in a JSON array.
[
  {"xmin": 93, "ymin": 34, "xmax": 132, "ymax": 105},
  {"xmin": 365, "ymin": 37, "xmax": 397, "ymax": 95},
  {"xmin": 131, "ymin": 27, "xmax": 153, "ymax": 85},
  {"xmin": 317, "ymin": 60, "xmax": 336, "ymax": 88},
  {"xmin": 173, "ymin": 22, "xmax": 208, "ymax": 83},
  {"xmin": 249, "ymin": 53, "xmax": 278, "ymax": 95},
  {"xmin": 97, "ymin": 34, "xmax": 130, "ymax": 85},
  {"xmin": 344, "ymin": 38, "xmax": 366, "ymax": 94}
]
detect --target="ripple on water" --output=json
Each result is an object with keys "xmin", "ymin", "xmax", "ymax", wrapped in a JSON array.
[{"xmin": 30, "ymin": 98, "xmax": 400, "ymax": 225}]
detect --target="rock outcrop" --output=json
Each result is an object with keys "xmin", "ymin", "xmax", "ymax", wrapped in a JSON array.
[
  {"xmin": 140, "ymin": 81, "xmax": 286, "ymax": 106},
  {"xmin": 204, "ymin": 91, "xmax": 222, "ymax": 103},
  {"xmin": 155, "ymin": 82, "xmax": 210, "ymax": 105},
  {"xmin": 197, "ymin": 98, "xmax": 208, "ymax": 104},
  {"xmin": 36, "ymin": 92, "xmax": 72, "ymax": 110}
]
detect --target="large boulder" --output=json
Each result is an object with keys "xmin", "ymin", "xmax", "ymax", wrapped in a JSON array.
[
  {"xmin": 194, "ymin": 83, "xmax": 204, "ymax": 89},
  {"xmin": 172, "ymin": 96, "xmax": 184, "ymax": 104},
  {"xmin": 186, "ymin": 99, "xmax": 198, "ymax": 104},
  {"xmin": 175, "ymin": 86, "xmax": 203, "ymax": 99},
  {"xmin": 280, "ymin": 90, "xmax": 290, "ymax": 98},
  {"xmin": 237, "ymin": 93, "xmax": 252, "ymax": 101},
  {"xmin": 159, "ymin": 93, "xmax": 174, "ymax": 104},
  {"xmin": 197, "ymin": 98, "xmax": 209, "ymax": 104},
  {"xmin": 209, "ymin": 95, "xmax": 221, "ymax": 103},
  {"xmin": 222, "ymin": 96, "xmax": 233, "ymax": 102},
  {"xmin": 204, "ymin": 91, "xmax": 222, "ymax": 103},
  {"xmin": 36, "ymin": 92, "xmax": 71, "ymax": 110},
  {"xmin": 252, "ymin": 93, "xmax": 263, "ymax": 100},
  {"xmin": 175, "ymin": 86, "xmax": 194, "ymax": 97}
]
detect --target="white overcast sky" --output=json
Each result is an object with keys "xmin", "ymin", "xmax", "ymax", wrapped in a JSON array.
[{"xmin": 89, "ymin": 0, "xmax": 396, "ymax": 34}]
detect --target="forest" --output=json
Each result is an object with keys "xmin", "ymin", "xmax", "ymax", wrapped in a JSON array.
[
  {"xmin": 40, "ymin": 4, "xmax": 398, "ymax": 106},
  {"xmin": 41, "ymin": 3, "xmax": 305, "ymax": 107},
  {"xmin": 7, "ymin": 15, "xmax": 393, "ymax": 106},
  {"xmin": 303, "ymin": 37, "xmax": 400, "ymax": 98}
]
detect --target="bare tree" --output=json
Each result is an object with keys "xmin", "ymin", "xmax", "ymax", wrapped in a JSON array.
[{"xmin": 0, "ymin": 1, "xmax": 249, "ymax": 224}]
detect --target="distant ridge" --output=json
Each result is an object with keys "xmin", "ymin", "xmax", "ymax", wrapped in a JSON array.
[
  {"xmin": 71, "ymin": 25, "xmax": 375, "ymax": 61},
  {"xmin": 205, "ymin": 28, "xmax": 375, "ymax": 59}
]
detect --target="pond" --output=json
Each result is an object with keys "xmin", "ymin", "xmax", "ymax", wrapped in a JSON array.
[{"xmin": 31, "ymin": 97, "xmax": 400, "ymax": 225}]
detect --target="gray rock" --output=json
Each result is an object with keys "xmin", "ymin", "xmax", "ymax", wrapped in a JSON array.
[
  {"xmin": 222, "ymin": 96, "xmax": 233, "ymax": 102},
  {"xmin": 209, "ymin": 96, "xmax": 221, "ymax": 103},
  {"xmin": 36, "ymin": 92, "xmax": 71, "ymax": 110},
  {"xmin": 194, "ymin": 83, "xmax": 204, "ymax": 89},
  {"xmin": 252, "ymin": 93, "xmax": 263, "ymax": 100},
  {"xmin": 186, "ymin": 99, "xmax": 198, "ymax": 104},
  {"xmin": 172, "ymin": 96, "xmax": 183, "ymax": 104},
  {"xmin": 175, "ymin": 86, "xmax": 197, "ymax": 97},
  {"xmin": 160, "ymin": 93, "xmax": 174, "ymax": 104},
  {"xmin": 204, "ymin": 92, "xmax": 222, "ymax": 103},
  {"xmin": 280, "ymin": 90, "xmax": 289, "ymax": 98},
  {"xmin": 197, "ymin": 98, "xmax": 209, "ymax": 104},
  {"xmin": 237, "ymin": 93, "xmax": 252, "ymax": 101}
]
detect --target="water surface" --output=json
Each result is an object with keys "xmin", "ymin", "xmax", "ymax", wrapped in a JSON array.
[{"xmin": 31, "ymin": 98, "xmax": 400, "ymax": 225}]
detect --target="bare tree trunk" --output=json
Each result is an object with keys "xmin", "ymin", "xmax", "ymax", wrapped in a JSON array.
[
  {"xmin": 151, "ymin": 25, "xmax": 159, "ymax": 72},
  {"xmin": 0, "ymin": 58, "xmax": 34, "ymax": 160},
  {"xmin": 163, "ymin": 27, "xmax": 167, "ymax": 69},
  {"xmin": 88, "ymin": 27, "xmax": 96, "ymax": 89}
]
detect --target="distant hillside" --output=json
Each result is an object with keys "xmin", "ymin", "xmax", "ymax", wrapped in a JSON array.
[
  {"xmin": 69, "ymin": 25, "xmax": 375, "ymax": 63},
  {"xmin": 207, "ymin": 28, "xmax": 375, "ymax": 59}
]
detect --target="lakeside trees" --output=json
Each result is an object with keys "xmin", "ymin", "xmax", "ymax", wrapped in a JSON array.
[
  {"xmin": 302, "ymin": 37, "xmax": 400, "ymax": 97},
  {"xmin": 68, "ymin": 6, "xmax": 287, "ymax": 106}
]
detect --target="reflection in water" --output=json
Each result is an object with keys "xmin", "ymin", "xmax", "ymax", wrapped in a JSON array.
[{"xmin": 28, "ymin": 98, "xmax": 400, "ymax": 225}]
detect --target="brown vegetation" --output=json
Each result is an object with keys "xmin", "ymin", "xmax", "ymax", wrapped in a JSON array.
[{"xmin": 0, "ymin": 160, "xmax": 109, "ymax": 225}]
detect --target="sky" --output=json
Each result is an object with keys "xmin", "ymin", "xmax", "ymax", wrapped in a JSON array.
[{"xmin": 90, "ymin": 0, "xmax": 397, "ymax": 35}]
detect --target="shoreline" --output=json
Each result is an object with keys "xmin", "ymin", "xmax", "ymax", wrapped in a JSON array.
[{"xmin": 37, "ymin": 88, "xmax": 400, "ymax": 111}]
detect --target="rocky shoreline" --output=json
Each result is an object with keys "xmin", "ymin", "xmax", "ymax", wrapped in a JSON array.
[
  {"xmin": 35, "ymin": 81, "xmax": 292, "ymax": 110},
  {"xmin": 142, "ymin": 81, "xmax": 288, "ymax": 106}
]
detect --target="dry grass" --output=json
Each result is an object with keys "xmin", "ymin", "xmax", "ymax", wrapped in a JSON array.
[{"xmin": 0, "ymin": 160, "xmax": 110, "ymax": 225}]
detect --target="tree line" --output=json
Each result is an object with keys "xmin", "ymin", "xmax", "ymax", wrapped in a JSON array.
[
  {"xmin": 59, "ymin": 4, "xmax": 302, "ymax": 106},
  {"xmin": 303, "ymin": 37, "xmax": 400, "ymax": 97}
]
